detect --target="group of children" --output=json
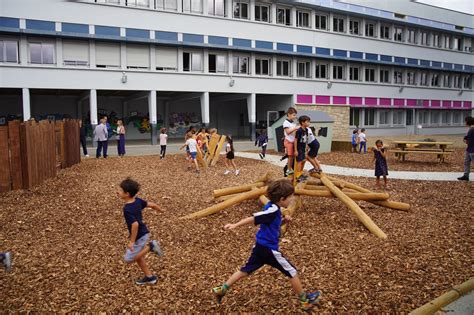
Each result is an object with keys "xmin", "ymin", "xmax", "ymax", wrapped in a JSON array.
[{"xmin": 351, "ymin": 128, "xmax": 368, "ymax": 154}]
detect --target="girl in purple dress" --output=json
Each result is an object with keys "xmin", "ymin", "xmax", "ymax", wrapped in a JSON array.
[{"xmin": 373, "ymin": 139, "xmax": 388, "ymax": 188}]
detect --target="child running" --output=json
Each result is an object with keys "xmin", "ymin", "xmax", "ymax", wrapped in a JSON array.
[
  {"xmin": 119, "ymin": 178, "xmax": 164, "ymax": 285},
  {"xmin": 283, "ymin": 107, "xmax": 298, "ymax": 177},
  {"xmin": 295, "ymin": 116, "xmax": 310, "ymax": 183},
  {"xmin": 307, "ymin": 125, "xmax": 322, "ymax": 173},
  {"xmin": 212, "ymin": 179, "xmax": 321, "ymax": 312},
  {"xmin": 180, "ymin": 132, "xmax": 202, "ymax": 173},
  {"xmin": 224, "ymin": 136, "xmax": 239, "ymax": 175},
  {"xmin": 159, "ymin": 128, "xmax": 168, "ymax": 159},
  {"xmin": 373, "ymin": 140, "xmax": 389, "ymax": 188},
  {"xmin": 255, "ymin": 130, "xmax": 268, "ymax": 159},
  {"xmin": 1, "ymin": 251, "xmax": 12, "ymax": 272}
]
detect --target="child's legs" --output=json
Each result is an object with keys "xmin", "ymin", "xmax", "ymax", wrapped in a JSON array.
[
  {"xmin": 289, "ymin": 275, "xmax": 305, "ymax": 296},
  {"xmin": 383, "ymin": 175, "xmax": 387, "ymax": 185},
  {"xmin": 376, "ymin": 176, "xmax": 380, "ymax": 185},
  {"xmin": 124, "ymin": 234, "xmax": 151, "ymax": 265},
  {"xmin": 136, "ymin": 256, "xmax": 153, "ymax": 278},
  {"xmin": 193, "ymin": 158, "xmax": 199, "ymax": 170},
  {"xmin": 224, "ymin": 270, "xmax": 248, "ymax": 287},
  {"xmin": 225, "ymin": 158, "xmax": 229, "ymax": 168},
  {"xmin": 230, "ymin": 160, "xmax": 237, "ymax": 170},
  {"xmin": 261, "ymin": 145, "xmax": 267, "ymax": 156},
  {"xmin": 162, "ymin": 145, "xmax": 166, "ymax": 157},
  {"xmin": 284, "ymin": 140, "xmax": 295, "ymax": 169}
]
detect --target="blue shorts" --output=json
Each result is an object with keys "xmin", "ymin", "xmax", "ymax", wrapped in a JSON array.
[
  {"xmin": 240, "ymin": 243, "xmax": 297, "ymax": 278},
  {"xmin": 308, "ymin": 140, "xmax": 320, "ymax": 158},
  {"xmin": 190, "ymin": 152, "xmax": 197, "ymax": 160},
  {"xmin": 123, "ymin": 233, "xmax": 149, "ymax": 263}
]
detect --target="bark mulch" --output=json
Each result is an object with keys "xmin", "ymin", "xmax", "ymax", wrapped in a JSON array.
[{"xmin": 0, "ymin": 155, "xmax": 472, "ymax": 313}]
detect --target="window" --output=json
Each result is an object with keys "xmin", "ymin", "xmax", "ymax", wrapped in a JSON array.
[
  {"xmin": 333, "ymin": 17, "xmax": 344, "ymax": 33},
  {"xmin": 407, "ymin": 71, "xmax": 416, "ymax": 85},
  {"xmin": 420, "ymin": 72, "xmax": 429, "ymax": 86},
  {"xmin": 443, "ymin": 74, "xmax": 451, "ymax": 88},
  {"xmin": 156, "ymin": 46, "xmax": 177, "ymax": 71},
  {"xmin": 95, "ymin": 41, "xmax": 120, "ymax": 68},
  {"xmin": 183, "ymin": 0, "xmax": 203, "ymax": 13},
  {"xmin": 209, "ymin": 53, "xmax": 226, "ymax": 73},
  {"xmin": 126, "ymin": 0, "xmax": 149, "ymax": 7},
  {"xmin": 297, "ymin": 60, "xmax": 311, "ymax": 78},
  {"xmin": 365, "ymin": 68, "xmax": 375, "ymax": 82},
  {"xmin": 0, "ymin": 40, "xmax": 19, "ymax": 63},
  {"xmin": 155, "ymin": 0, "xmax": 177, "ymax": 10},
  {"xmin": 452, "ymin": 111, "xmax": 462, "ymax": 124},
  {"xmin": 95, "ymin": 0, "xmax": 120, "ymax": 3},
  {"xmin": 444, "ymin": 36, "xmax": 451, "ymax": 49},
  {"xmin": 349, "ymin": 19, "xmax": 360, "ymax": 35},
  {"xmin": 407, "ymin": 29, "xmax": 416, "ymax": 44},
  {"xmin": 315, "ymin": 63, "xmax": 327, "ymax": 79},
  {"xmin": 453, "ymin": 75, "xmax": 461, "ymax": 88},
  {"xmin": 29, "ymin": 42, "xmax": 55, "ymax": 64},
  {"xmin": 394, "ymin": 70, "xmax": 403, "ymax": 84},
  {"xmin": 255, "ymin": 3, "xmax": 270, "ymax": 22},
  {"xmin": 418, "ymin": 111, "xmax": 429, "ymax": 125},
  {"xmin": 379, "ymin": 110, "xmax": 390, "ymax": 125},
  {"xmin": 350, "ymin": 108, "xmax": 360, "ymax": 127},
  {"xmin": 232, "ymin": 55, "xmax": 249, "ymax": 74},
  {"xmin": 420, "ymin": 31, "xmax": 429, "ymax": 46},
  {"xmin": 406, "ymin": 109, "xmax": 414, "ymax": 125},
  {"xmin": 453, "ymin": 37, "xmax": 462, "ymax": 51},
  {"xmin": 380, "ymin": 69, "xmax": 390, "ymax": 83},
  {"xmin": 431, "ymin": 111, "xmax": 440, "ymax": 125},
  {"xmin": 255, "ymin": 57, "xmax": 271, "ymax": 75},
  {"xmin": 277, "ymin": 7, "xmax": 291, "ymax": 26},
  {"xmin": 315, "ymin": 12, "xmax": 328, "ymax": 30},
  {"xmin": 208, "ymin": 0, "xmax": 225, "ymax": 16},
  {"xmin": 297, "ymin": 10, "xmax": 310, "ymax": 28},
  {"xmin": 380, "ymin": 25, "xmax": 390, "ymax": 39},
  {"xmin": 276, "ymin": 59, "xmax": 291, "ymax": 77},
  {"xmin": 464, "ymin": 76, "xmax": 472, "ymax": 89},
  {"xmin": 332, "ymin": 64, "xmax": 345, "ymax": 80},
  {"xmin": 63, "ymin": 40, "xmax": 89, "ymax": 66},
  {"xmin": 433, "ymin": 33, "xmax": 440, "ymax": 47},
  {"xmin": 233, "ymin": 0, "xmax": 248, "ymax": 19},
  {"xmin": 183, "ymin": 51, "xmax": 202, "ymax": 72},
  {"xmin": 393, "ymin": 110, "xmax": 404, "ymax": 125},
  {"xmin": 127, "ymin": 44, "xmax": 150, "ymax": 69},
  {"xmin": 431, "ymin": 73, "xmax": 440, "ymax": 87},
  {"xmin": 441, "ymin": 111, "xmax": 450, "ymax": 125},
  {"xmin": 463, "ymin": 39, "xmax": 472, "ymax": 52},
  {"xmin": 394, "ymin": 26, "xmax": 403, "ymax": 42},
  {"xmin": 349, "ymin": 66, "xmax": 360, "ymax": 81},
  {"xmin": 365, "ymin": 21, "xmax": 375, "ymax": 37},
  {"xmin": 364, "ymin": 108, "xmax": 375, "ymax": 126}
]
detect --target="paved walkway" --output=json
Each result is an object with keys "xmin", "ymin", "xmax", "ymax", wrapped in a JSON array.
[{"xmin": 235, "ymin": 152, "xmax": 471, "ymax": 182}]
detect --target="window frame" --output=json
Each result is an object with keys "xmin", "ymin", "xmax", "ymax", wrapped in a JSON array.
[
  {"xmin": 315, "ymin": 12, "xmax": 328, "ymax": 30},
  {"xmin": 276, "ymin": 58, "xmax": 291, "ymax": 77},
  {"xmin": 333, "ymin": 16, "xmax": 345, "ymax": 33},
  {"xmin": 276, "ymin": 6, "xmax": 291, "ymax": 26},
  {"xmin": 233, "ymin": 0, "xmax": 249, "ymax": 19},
  {"xmin": 254, "ymin": 2, "xmax": 270, "ymax": 22}
]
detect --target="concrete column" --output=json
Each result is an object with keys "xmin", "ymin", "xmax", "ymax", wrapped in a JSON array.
[
  {"xmin": 56, "ymin": 38, "xmax": 63, "ymax": 67},
  {"xmin": 228, "ymin": 51, "xmax": 233, "ymax": 75},
  {"xmin": 89, "ymin": 40, "xmax": 96, "ymax": 68},
  {"xmin": 150, "ymin": 45, "xmax": 156, "ymax": 71},
  {"xmin": 149, "ymin": 90, "xmax": 158, "ymax": 145},
  {"xmin": 119, "ymin": 0, "xmax": 125, "ymax": 5},
  {"xmin": 271, "ymin": 3, "xmax": 276, "ymax": 24},
  {"xmin": 203, "ymin": 0, "xmax": 209, "ymax": 15},
  {"xmin": 149, "ymin": 0, "xmax": 154, "ymax": 9},
  {"xmin": 90, "ymin": 89, "xmax": 98, "ymax": 125},
  {"xmin": 249, "ymin": 0, "xmax": 255, "ymax": 20},
  {"xmin": 250, "ymin": 53, "xmax": 256, "ymax": 75},
  {"xmin": 272, "ymin": 55, "xmax": 277, "ymax": 77},
  {"xmin": 19, "ymin": 35, "xmax": 28, "ymax": 65},
  {"xmin": 292, "ymin": 58, "xmax": 297, "ymax": 78},
  {"xmin": 177, "ymin": 47, "xmax": 184, "ymax": 72},
  {"xmin": 291, "ymin": 7, "xmax": 297, "ymax": 27},
  {"xmin": 177, "ymin": 0, "xmax": 183, "ymax": 12},
  {"xmin": 203, "ymin": 48, "xmax": 209, "ymax": 73},
  {"xmin": 200, "ymin": 92, "xmax": 210, "ymax": 125},
  {"xmin": 247, "ymin": 93, "xmax": 256, "ymax": 141},
  {"xmin": 226, "ymin": 0, "xmax": 233, "ymax": 18},
  {"xmin": 22, "ymin": 88, "xmax": 31, "ymax": 121},
  {"xmin": 120, "ymin": 42, "xmax": 127, "ymax": 70}
]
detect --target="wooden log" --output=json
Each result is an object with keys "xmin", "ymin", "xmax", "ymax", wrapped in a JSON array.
[
  {"xmin": 205, "ymin": 133, "xmax": 220, "ymax": 164},
  {"xmin": 213, "ymin": 182, "xmax": 265, "ymax": 198},
  {"xmin": 8, "ymin": 121, "xmax": 23, "ymax": 190},
  {"xmin": 0, "ymin": 126, "xmax": 11, "ymax": 192},
  {"xmin": 181, "ymin": 186, "xmax": 267, "ymax": 219},
  {"xmin": 409, "ymin": 277, "xmax": 474, "ymax": 315},
  {"xmin": 306, "ymin": 179, "xmax": 323, "ymax": 186},
  {"xmin": 296, "ymin": 188, "xmax": 390, "ymax": 201},
  {"xmin": 319, "ymin": 174, "xmax": 387, "ymax": 239},
  {"xmin": 211, "ymin": 135, "xmax": 227, "ymax": 166}
]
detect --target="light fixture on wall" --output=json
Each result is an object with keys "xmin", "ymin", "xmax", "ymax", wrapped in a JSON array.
[
  {"xmin": 121, "ymin": 71, "xmax": 127, "ymax": 84},
  {"xmin": 458, "ymin": 89, "xmax": 463, "ymax": 95},
  {"xmin": 399, "ymin": 86, "xmax": 404, "ymax": 93},
  {"xmin": 229, "ymin": 76, "xmax": 235, "ymax": 87},
  {"xmin": 327, "ymin": 81, "xmax": 332, "ymax": 89}
]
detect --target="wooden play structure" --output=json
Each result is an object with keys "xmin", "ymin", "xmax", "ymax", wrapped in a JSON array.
[
  {"xmin": 181, "ymin": 172, "xmax": 410, "ymax": 239},
  {"xmin": 201, "ymin": 132, "xmax": 226, "ymax": 167}
]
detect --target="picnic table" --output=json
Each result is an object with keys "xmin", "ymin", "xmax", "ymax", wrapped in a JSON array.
[{"xmin": 391, "ymin": 141, "xmax": 454, "ymax": 163}]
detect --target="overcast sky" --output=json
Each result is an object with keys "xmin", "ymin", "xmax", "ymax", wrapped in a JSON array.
[{"xmin": 416, "ymin": 0, "xmax": 474, "ymax": 15}]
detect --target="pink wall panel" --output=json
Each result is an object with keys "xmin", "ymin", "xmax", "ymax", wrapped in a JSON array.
[
  {"xmin": 393, "ymin": 98, "xmax": 405, "ymax": 107},
  {"xmin": 406, "ymin": 99, "xmax": 417, "ymax": 107},
  {"xmin": 463, "ymin": 101, "xmax": 472, "ymax": 108},
  {"xmin": 423, "ymin": 100, "xmax": 430, "ymax": 108},
  {"xmin": 379, "ymin": 98, "xmax": 391, "ymax": 106},
  {"xmin": 315, "ymin": 95, "xmax": 331, "ymax": 104},
  {"xmin": 349, "ymin": 97, "xmax": 363, "ymax": 105},
  {"xmin": 431, "ymin": 100, "xmax": 441, "ymax": 108},
  {"xmin": 297, "ymin": 94, "xmax": 313, "ymax": 104},
  {"xmin": 442, "ymin": 100, "xmax": 452, "ymax": 108},
  {"xmin": 364, "ymin": 97, "xmax": 377, "ymax": 106},
  {"xmin": 332, "ymin": 96, "xmax": 347, "ymax": 105},
  {"xmin": 453, "ymin": 101, "xmax": 463, "ymax": 108}
]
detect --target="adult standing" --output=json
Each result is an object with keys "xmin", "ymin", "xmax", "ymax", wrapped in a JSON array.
[
  {"xmin": 79, "ymin": 120, "xmax": 89, "ymax": 157},
  {"xmin": 93, "ymin": 118, "xmax": 108, "ymax": 158},
  {"xmin": 116, "ymin": 119, "xmax": 126, "ymax": 157},
  {"xmin": 458, "ymin": 116, "xmax": 474, "ymax": 181}
]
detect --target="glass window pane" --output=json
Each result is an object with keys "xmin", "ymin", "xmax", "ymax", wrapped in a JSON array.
[
  {"xmin": 240, "ymin": 57, "xmax": 247, "ymax": 73},
  {"xmin": 216, "ymin": 55, "xmax": 225, "ymax": 72},
  {"xmin": 165, "ymin": 0, "xmax": 177, "ymax": 10},
  {"xmin": 262, "ymin": 59, "xmax": 268, "ymax": 74},
  {"xmin": 42, "ymin": 44, "xmax": 55, "ymax": 64},
  {"xmin": 29, "ymin": 43, "xmax": 42, "ymax": 64},
  {"xmin": 215, "ymin": 0, "xmax": 224, "ymax": 15},
  {"xmin": 183, "ymin": 0, "xmax": 191, "ymax": 11},
  {"xmin": 233, "ymin": 56, "xmax": 239, "ymax": 73},
  {"xmin": 5, "ymin": 42, "xmax": 18, "ymax": 62},
  {"xmin": 191, "ymin": 53, "xmax": 202, "ymax": 71},
  {"xmin": 261, "ymin": 6, "xmax": 268, "ymax": 21},
  {"xmin": 0, "ymin": 42, "xmax": 4, "ymax": 62},
  {"xmin": 191, "ymin": 0, "xmax": 202, "ymax": 12},
  {"xmin": 241, "ymin": 3, "xmax": 248, "ymax": 18}
]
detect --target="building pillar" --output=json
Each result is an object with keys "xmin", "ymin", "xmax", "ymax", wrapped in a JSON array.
[
  {"xmin": 272, "ymin": 55, "xmax": 277, "ymax": 77},
  {"xmin": 247, "ymin": 93, "xmax": 256, "ymax": 141},
  {"xmin": 120, "ymin": 42, "xmax": 127, "ymax": 70},
  {"xmin": 90, "ymin": 89, "xmax": 98, "ymax": 146},
  {"xmin": 200, "ymin": 92, "xmax": 210, "ymax": 126},
  {"xmin": 291, "ymin": 7, "xmax": 297, "ymax": 27},
  {"xmin": 89, "ymin": 40, "xmax": 96, "ymax": 68},
  {"xmin": 271, "ymin": 3, "xmax": 277, "ymax": 24},
  {"xmin": 56, "ymin": 38, "xmax": 63, "ymax": 67},
  {"xmin": 22, "ymin": 88, "xmax": 31, "ymax": 121},
  {"xmin": 228, "ymin": 51, "xmax": 233, "ymax": 75},
  {"xmin": 19, "ymin": 35, "xmax": 28, "ymax": 65},
  {"xmin": 292, "ymin": 57, "xmax": 297, "ymax": 78},
  {"xmin": 249, "ymin": 0, "xmax": 256, "ymax": 20},
  {"xmin": 203, "ymin": 48, "xmax": 209, "ymax": 73},
  {"xmin": 149, "ymin": 90, "xmax": 158, "ymax": 145},
  {"xmin": 250, "ymin": 53, "xmax": 256, "ymax": 75},
  {"xmin": 177, "ymin": 47, "xmax": 184, "ymax": 72},
  {"xmin": 226, "ymin": 0, "xmax": 233, "ymax": 18},
  {"xmin": 203, "ymin": 0, "xmax": 209, "ymax": 15}
]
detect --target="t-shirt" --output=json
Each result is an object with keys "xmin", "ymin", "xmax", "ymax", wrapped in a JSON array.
[
  {"xmin": 358, "ymin": 133, "xmax": 366, "ymax": 143},
  {"xmin": 465, "ymin": 128, "xmax": 474, "ymax": 153},
  {"xmin": 307, "ymin": 127, "xmax": 316, "ymax": 144},
  {"xmin": 351, "ymin": 134, "xmax": 357, "ymax": 145},
  {"xmin": 226, "ymin": 143, "xmax": 233, "ymax": 153},
  {"xmin": 123, "ymin": 198, "xmax": 150, "ymax": 241},
  {"xmin": 283, "ymin": 119, "xmax": 296, "ymax": 142},
  {"xmin": 295, "ymin": 128, "xmax": 308, "ymax": 150},
  {"xmin": 160, "ymin": 133, "xmax": 168, "ymax": 146},
  {"xmin": 186, "ymin": 138, "xmax": 198, "ymax": 153},
  {"xmin": 254, "ymin": 202, "xmax": 282, "ymax": 251}
]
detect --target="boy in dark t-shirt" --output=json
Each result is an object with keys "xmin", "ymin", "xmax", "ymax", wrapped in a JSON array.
[
  {"xmin": 295, "ymin": 116, "xmax": 310, "ymax": 182},
  {"xmin": 212, "ymin": 179, "xmax": 321, "ymax": 312},
  {"xmin": 458, "ymin": 116, "xmax": 474, "ymax": 181},
  {"xmin": 119, "ymin": 178, "xmax": 164, "ymax": 285}
]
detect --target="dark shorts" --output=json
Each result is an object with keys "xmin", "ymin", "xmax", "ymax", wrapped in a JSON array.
[
  {"xmin": 226, "ymin": 151, "xmax": 235, "ymax": 160},
  {"xmin": 296, "ymin": 144, "xmax": 306, "ymax": 162},
  {"xmin": 190, "ymin": 152, "xmax": 197, "ymax": 160},
  {"xmin": 308, "ymin": 141, "xmax": 320, "ymax": 158},
  {"xmin": 240, "ymin": 243, "xmax": 297, "ymax": 278}
]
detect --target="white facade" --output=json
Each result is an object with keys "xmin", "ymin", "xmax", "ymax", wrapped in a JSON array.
[{"xmin": 0, "ymin": 0, "xmax": 472, "ymax": 141}]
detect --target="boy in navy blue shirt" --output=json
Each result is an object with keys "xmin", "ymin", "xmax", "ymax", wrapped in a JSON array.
[
  {"xmin": 119, "ymin": 178, "xmax": 164, "ymax": 285},
  {"xmin": 212, "ymin": 179, "xmax": 321, "ymax": 312}
]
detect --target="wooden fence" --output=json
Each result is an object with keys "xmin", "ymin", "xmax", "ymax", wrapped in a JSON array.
[{"xmin": 0, "ymin": 119, "xmax": 81, "ymax": 192}]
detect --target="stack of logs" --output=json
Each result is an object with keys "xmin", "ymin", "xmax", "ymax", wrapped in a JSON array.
[{"xmin": 181, "ymin": 173, "xmax": 410, "ymax": 239}]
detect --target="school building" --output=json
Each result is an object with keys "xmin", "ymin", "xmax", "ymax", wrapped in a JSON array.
[{"xmin": 0, "ymin": 0, "xmax": 473, "ymax": 142}]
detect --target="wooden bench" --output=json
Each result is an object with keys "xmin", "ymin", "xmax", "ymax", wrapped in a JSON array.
[{"xmin": 390, "ymin": 149, "xmax": 452, "ymax": 162}]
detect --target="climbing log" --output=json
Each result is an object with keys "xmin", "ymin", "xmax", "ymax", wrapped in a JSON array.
[
  {"xmin": 296, "ymin": 188, "xmax": 390, "ymax": 201},
  {"xmin": 320, "ymin": 174, "xmax": 387, "ymax": 239},
  {"xmin": 210, "ymin": 135, "xmax": 227, "ymax": 166},
  {"xmin": 182, "ymin": 186, "xmax": 267, "ymax": 219},
  {"xmin": 213, "ymin": 182, "xmax": 265, "ymax": 198}
]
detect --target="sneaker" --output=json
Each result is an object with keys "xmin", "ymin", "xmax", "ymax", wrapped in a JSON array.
[
  {"xmin": 224, "ymin": 170, "xmax": 231, "ymax": 175},
  {"xmin": 149, "ymin": 240, "xmax": 164, "ymax": 257},
  {"xmin": 136, "ymin": 275, "xmax": 157, "ymax": 285},
  {"xmin": 285, "ymin": 169, "xmax": 294, "ymax": 177},
  {"xmin": 307, "ymin": 291, "xmax": 322, "ymax": 305},
  {"xmin": 297, "ymin": 175, "xmax": 308, "ymax": 183},
  {"xmin": 212, "ymin": 286, "xmax": 227, "ymax": 304},
  {"xmin": 2, "ymin": 252, "xmax": 12, "ymax": 272},
  {"xmin": 280, "ymin": 154, "xmax": 289, "ymax": 161},
  {"xmin": 235, "ymin": 170, "xmax": 240, "ymax": 176},
  {"xmin": 457, "ymin": 175, "xmax": 469, "ymax": 181},
  {"xmin": 301, "ymin": 299, "xmax": 314, "ymax": 312},
  {"xmin": 259, "ymin": 153, "xmax": 263, "ymax": 159},
  {"xmin": 308, "ymin": 168, "xmax": 318, "ymax": 174},
  {"xmin": 301, "ymin": 291, "xmax": 321, "ymax": 312},
  {"xmin": 283, "ymin": 165, "xmax": 288, "ymax": 177},
  {"xmin": 85, "ymin": 154, "xmax": 89, "ymax": 157}
]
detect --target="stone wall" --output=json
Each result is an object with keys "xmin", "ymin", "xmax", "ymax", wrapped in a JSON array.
[{"xmin": 296, "ymin": 104, "xmax": 350, "ymax": 140}]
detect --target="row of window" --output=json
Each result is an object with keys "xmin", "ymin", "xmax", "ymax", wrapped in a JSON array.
[
  {"xmin": 350, "ymin": 108, "xmax": 471, "ymax": 128},
  {"xmin": 1, "ymin": 39, "xmax": 471, "ymax": 89},
  {"xmin": 91, "ymin": 0, "xmax": 473, "ymax": 53}
]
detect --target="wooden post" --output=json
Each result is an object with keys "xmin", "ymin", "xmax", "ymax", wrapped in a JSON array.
[
  {"xmin": 0, "ymin": 126, "xmax": 11, "ymax": 192},
  {"xmin": 296, "ymin": 188, "xmax": 390, "ymax": 201},
  {"xmin": 213, "ymin": 182, "xmax": 265, "ymax": 198},
  {"xmin": 8, "ymin": 121, "xmax": 22, "ymax": 190},
  {"xmin": 211, "ymin": 135, "xmax": 227, "ymax": 166}
]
